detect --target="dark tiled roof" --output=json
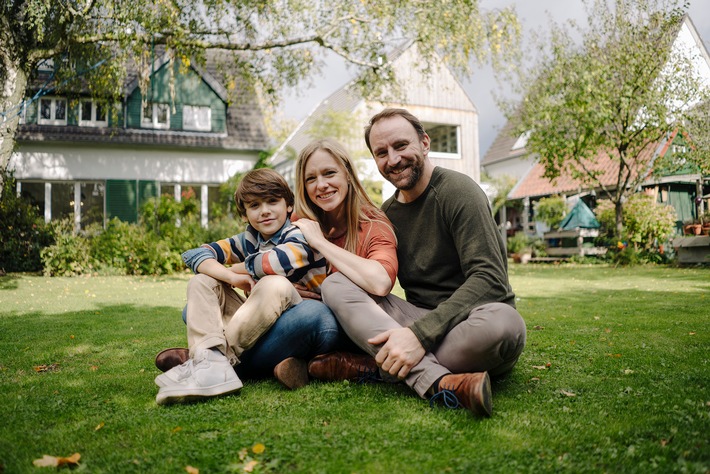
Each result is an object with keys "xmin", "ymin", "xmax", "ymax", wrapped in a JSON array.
[
  {"xmin": 481, "ymin": 119, "xmax": 528, "ymax": 166},
  {"xmin": 20, "ymin": 50, "xmax": 268, "ymax": 151}
]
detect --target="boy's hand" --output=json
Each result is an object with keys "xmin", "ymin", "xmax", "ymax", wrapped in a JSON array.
[
  {"xmin": 294, "ymin": 283, "xmax": 321, "ymax": 300},
  {"xmin": 227, "ymin": 273, "xmax": 255, "ymax": 293}
]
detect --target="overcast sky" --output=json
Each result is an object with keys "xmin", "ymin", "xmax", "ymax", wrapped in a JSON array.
[{"xmin": 281, "ymin": 0, "xmax": 710, "ymax": 158}]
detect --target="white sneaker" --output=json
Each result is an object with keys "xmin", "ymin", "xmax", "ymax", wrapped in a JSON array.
[
  {"xmin": 155, "ymin": 359, "xmax": 194, "ymax": 388},
  {"xmin": 155, "ymin": 349, "xmax": 242, "ymax": 405}
]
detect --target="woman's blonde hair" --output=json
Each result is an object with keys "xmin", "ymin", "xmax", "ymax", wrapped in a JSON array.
[{"xmin": 294, "ymin": 138, "xmax": 393, "ymax": 254}]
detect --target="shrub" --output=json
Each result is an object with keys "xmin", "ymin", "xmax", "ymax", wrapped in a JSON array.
[
  {"xmin": 0, "ymin": 171, "xmax": 54, "ymax": 272},
  {"xmin": 507, "ymin": 231, "xmax": 531, "ymax": 255},
  {"xmin": 534, "ymin": 195, "xmax": 567, "ymax": 229},
  {"xmin": 41, "ymin": 219, "xmax": 93, "ymax": 276},
  {"xmin": 595, "ymin": 194, "xmax": 676, "ymax": 265}
]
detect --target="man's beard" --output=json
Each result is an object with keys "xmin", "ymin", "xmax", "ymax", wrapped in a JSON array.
[{"xmin": 386, "ymin": 158, "xmax": 423, "ymax": 191}]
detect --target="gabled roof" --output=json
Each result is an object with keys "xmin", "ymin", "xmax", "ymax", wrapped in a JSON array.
[
  {"xmin": 481, "ymin": 119, "xmax": 529, "ymax": 166},
  {"xmin": 18, "ymin": 50, "xmax": 268, "ymax": 151}
]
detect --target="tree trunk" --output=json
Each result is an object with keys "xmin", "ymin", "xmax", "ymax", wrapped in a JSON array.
[
  {"xmin": 614, "ymin": 199, "xmax": 624, "ymax": 239},
  {"xmin": 1, "ymin": 42, "xmax": 28, "ymax": 195}
]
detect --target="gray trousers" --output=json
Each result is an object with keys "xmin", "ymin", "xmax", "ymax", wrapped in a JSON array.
[{"xmin": 321, "ymin": 272, "xmax": 527, "ymax": 399}]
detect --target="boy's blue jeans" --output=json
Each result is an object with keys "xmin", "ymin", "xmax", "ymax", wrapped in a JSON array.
[{"xmin": 182, "ymin": 298, "xmax": 346, "ymax": 378}]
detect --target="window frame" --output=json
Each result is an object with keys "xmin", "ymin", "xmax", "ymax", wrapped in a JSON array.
[
  {"xmin": 38, "ymin": 97, "xmax": 68, "ymax": 126},
  {"xmin": 79, "ymin": 100, "xmax": 108, "ymax": 127},
  {"xmin": 182, "ymin": 105, "xmax": 212, "ymax": 132},
  {"xmin": 425, "ymin": 123, "xmax": 461, "ymax": 160},
  {"xmin": 141, "ymin": 102, "xmax": 170, "ymax": 129}
]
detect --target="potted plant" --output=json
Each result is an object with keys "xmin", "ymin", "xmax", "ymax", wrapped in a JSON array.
[{"xmin": 507, "ymin": 231, "xmax": 532, "ymax": 264}]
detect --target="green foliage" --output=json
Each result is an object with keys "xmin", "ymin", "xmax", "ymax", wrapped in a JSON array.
[
  {"xmin": 0, "ymin": 170, "xmax": 54, "ymax": 272},
  {"xmin": 40, "ymin": 219, "xmax": 92, "ymax": 276},
  {"xmin": 506, "ymin": 231, "xmax": 531, "ymax": 254},
  {"xmin": 534, "ymin": 195, "xmax": 567, "ymax": 229},
  {"xmin": 481, "ymin": 172, "xmax": 519, "ymax": 216},
  {"xmin": 508, "ymin": 0, "xmax": 709, "ymax": 237},
  {"xmin": 595, "ymin": 194, "xmax": 676, "ymax": 265},
  {"xmin": 39, "ymin": 193, "xmax": 245, "ymax": 277}
]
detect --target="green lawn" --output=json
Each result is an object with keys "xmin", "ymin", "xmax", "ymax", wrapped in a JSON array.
[{"xmin": 0, "ymin": 265, "xmax": 708, "ymax": 473}]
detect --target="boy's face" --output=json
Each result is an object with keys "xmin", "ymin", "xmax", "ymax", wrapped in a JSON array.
[{"xmin": 243, "ymin": 197, "xmax": 292, "ymax": 240}]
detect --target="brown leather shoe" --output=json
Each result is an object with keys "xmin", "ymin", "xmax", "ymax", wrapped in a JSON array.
[
  {"xmin": 307, "ymin": 352, "xmax": 380, "ymax": 382},
  {"xmin": 155, "ymin": 348, "xmax": 189, "ymax": 372},
  {"xmin": 430, "ymin": 372, "xmax": 492, "ymax": 417},
  {"xmin": 273, "ymin": 357, "xmax": 309, "ymax": 390}
]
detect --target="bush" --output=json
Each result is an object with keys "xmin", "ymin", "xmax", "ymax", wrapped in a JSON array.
[
  {"xmin": 534, "ymin": 195, "xmax": 567, "ymax": 229},
  {"xmin": 41, "ymin": 219, "xmax": 93, "ymax": 276},
  {"xmin": 595, "ymin": 194, "xmax": 676, "ymax": 265},
  {"xmin": 507, "ymin": 231, "xmax": 531, "ymax": 255},
  {"xmin": 0, "ymin": 171, "xmax": 54, "ymax": 272}
]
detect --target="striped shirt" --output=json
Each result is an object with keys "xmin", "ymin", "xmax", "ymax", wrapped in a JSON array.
[{"xmin": 182, "ymin": 219, "xmax": 327, "ymax": 293}]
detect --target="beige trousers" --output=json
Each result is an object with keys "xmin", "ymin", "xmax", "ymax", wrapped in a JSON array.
[
  {"xmin": 321, "ymin": 272, "xmax": 527, "ymax": 398},
  {"xmin": 185, "ymin": 273, "xmax": 303, "ymax": 365}
]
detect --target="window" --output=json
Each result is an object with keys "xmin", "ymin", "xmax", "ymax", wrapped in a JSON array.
[
  {"xmin": 512, "ymin": 131, "xmax": 531, "ymax": 151},
  {"xmin": 183, "ymin": 105, "xmax": 211, "ymax": 131},
  {"xmin": 79, "ymin": 100, "xmax": 108, "ymax": 127},
  {"xmin": 142, "ymin": 102, "xmax": 170, "ymax": 129},
  {"xmin": 426, "ymin": 124, "xmax": 460, "ymax": 159},
  {"xmin": 38, "ymin": 97, "xmax": 67, "ymax": 125}
]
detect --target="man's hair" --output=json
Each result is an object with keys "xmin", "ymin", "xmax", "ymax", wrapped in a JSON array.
[
  {"xmin": 364, "ymin": 107, "xmax": 427, "ymax": 153},
  {"xmin": 234, "ymin": 168, "xmax": 294, "ymax": 217}
]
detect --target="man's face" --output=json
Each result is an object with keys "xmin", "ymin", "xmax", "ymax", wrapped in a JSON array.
[{"xmin": 369, "ymin": 115, "xmax": 429, "ymax": 191}]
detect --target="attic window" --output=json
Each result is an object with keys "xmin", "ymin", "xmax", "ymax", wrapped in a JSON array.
[
  {"xmin": 512, "ymin": 131, "xmax": 531, "ymax": 150},
  {"xmin": 142, "ymin": 102, "xmax": 170, "ymax": 129},
  {"xmin": 426, "ymin": 124, "xmax": 460, "ymax": 159},
  {"xmin": 183, "ymin": 105, "xmax": 211, "ymax": 131},
  {"xmin": 38, "ymin": 97, "xmax": 67, "ymax": 126},
  {"xmin": 79, "ymin": 100, "xmax": 108, "ymax": 127}
]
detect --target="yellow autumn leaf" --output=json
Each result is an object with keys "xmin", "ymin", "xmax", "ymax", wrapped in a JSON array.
[
  {"xmin": 185, "ymin": 465, "xmax": 199, "ymax": 474},
  {"xmin": 252, "ymin": 443, "xmax": 265, "ymax": 454},
  {"xmin": 243, "ymin": 460, "xmax": 259, "ymax": 472},
  {"xmin": 95, "ymin": 422, "xmax": 105, "ymax": 431}
]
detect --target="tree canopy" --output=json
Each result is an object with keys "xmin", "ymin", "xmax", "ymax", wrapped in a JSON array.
[
  {"xmin": 0, "ymin": 0, "xmax": 521, "ymax": 190},
  {"xmin": 506, "ymin": 0, "xmax": 709, "ymax": 236}
]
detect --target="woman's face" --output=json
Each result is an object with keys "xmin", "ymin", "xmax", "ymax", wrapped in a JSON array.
[{"xmin": 303, "ymin": 149, "xmax": 349, "ymax": 216}]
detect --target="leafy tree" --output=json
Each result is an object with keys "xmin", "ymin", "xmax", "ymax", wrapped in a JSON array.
[
  {"xmin": 1, "ymin": 0, "xmax": 521, "ymax": 193},
  {"xmin": 506, "ymin": 0, "xmax": 709, "ymax": 237}
]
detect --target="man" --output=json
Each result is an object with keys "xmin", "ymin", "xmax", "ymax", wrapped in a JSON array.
[{"xmin": 311, "ymin": 108, "xmax": 526, "ymax": 417}]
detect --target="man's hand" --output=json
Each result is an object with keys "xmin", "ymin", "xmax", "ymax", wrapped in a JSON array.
[{"xmin": 368, "ymin": 327, "xmax": 425, "ymax": 379}]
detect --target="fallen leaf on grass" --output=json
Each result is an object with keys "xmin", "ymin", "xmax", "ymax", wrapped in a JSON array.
[
  {"xmin": 33, "ymin": 363, "xmax": 60, "ymax": 373},
  {"xmin": 532, "ymin": 365, "xmax": 547, "ymax": 370},
  {"xmin": 606, "ymin": 353, "xmax": 622, "ymax": 358},
  {"xmin": 33, "ymin": 453, "xmax": 80, "ymax": 467},
  {"xmin": 94, "ymin": 422, "xmax": 104, "ymax": 431},
  {"xmin": 560, "ymin": 390, "xmax": 576, "ymax": 397},
  {"xmin": 533, "ymin": 325, "xmax": 544, "ymax": 330},
  {"xmin": 252, "ymin": 443, "xmax": 265, "ymax": 454},
  {"xmin": 243, "ymin": 460, "xmax": 259, "ymax": 472},
  {"xmin": 185, "ymin": 465, "xmax": 199, "ymax": 474},
  {"xmin": 688, "ymin": 332, "xmax": 696, "ymax": 336}
]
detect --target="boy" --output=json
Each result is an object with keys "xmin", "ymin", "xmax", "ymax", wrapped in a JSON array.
[{"xmin": 155, "ymin": 168, "xmax": 326, "ymax": 405}]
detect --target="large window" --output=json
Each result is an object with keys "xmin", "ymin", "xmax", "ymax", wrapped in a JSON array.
[
  {"xmin": 79, "ymin": 100, "xmax": 108, "ymax": 127},
  {"xmin": 426, "ymin": 124, "xmax": 460, "ymax": 159},
  {"xmin": 38, "ymin": 97, "xmax": 67, "ymax": 125},
  {"xmin": 183, "ymin": 105, "xmax": 211, "ymax": 131},
  {"xmin": 142, "ymin": 102, "xmax": 170, "ymax": 129}
]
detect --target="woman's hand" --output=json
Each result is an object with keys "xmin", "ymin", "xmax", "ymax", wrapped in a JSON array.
[{"xmin": 291, "ymin": 219, "xmax": 328, "ymax": 249}]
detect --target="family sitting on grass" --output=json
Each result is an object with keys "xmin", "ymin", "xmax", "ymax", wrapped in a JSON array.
[{"xmin": 154, "ymin": 108, "xmax": 527, "ymax": 418}]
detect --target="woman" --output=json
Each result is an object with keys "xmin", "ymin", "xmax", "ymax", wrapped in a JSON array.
[{"xmin": 271, "ymin": 138, "xmax": 399, "ymax": 385}]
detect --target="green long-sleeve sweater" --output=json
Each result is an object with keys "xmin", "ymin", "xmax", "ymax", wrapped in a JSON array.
[{"xmin": 382, "ymin": 166, "xmax": 516, "ymax": 351}]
